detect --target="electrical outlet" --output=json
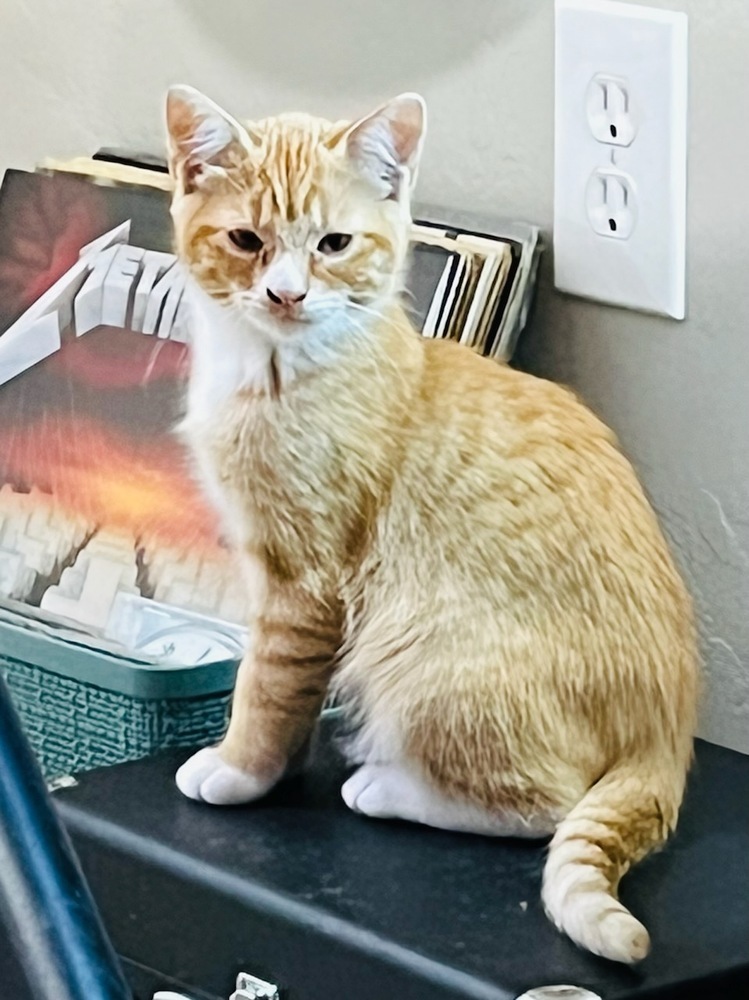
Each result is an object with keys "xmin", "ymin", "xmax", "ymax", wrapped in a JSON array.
[
  {"xmin": 554, "ymin": 0, "xmax": 688, "ymax": 318},
  {"xmin": 586, "ymin": 74, "xmax": 636, "ymax": 146},
  {"xmin": 585, "ymin": 168, "xmax": 636, "ymax": 238}
]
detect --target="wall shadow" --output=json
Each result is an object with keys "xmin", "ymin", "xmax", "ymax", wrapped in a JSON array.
[{"xmin": 177, "ymin": 0, "xmax": 533, "ymax": 98}]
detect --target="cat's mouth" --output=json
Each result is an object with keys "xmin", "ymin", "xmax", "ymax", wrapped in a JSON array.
[
  {"xmin": 267, "ymin": 303, "xmax": 307, "ymax": 323},
  {"xmin": 262, "ymin": 305, "xmax": 317, "ymax": 334}
]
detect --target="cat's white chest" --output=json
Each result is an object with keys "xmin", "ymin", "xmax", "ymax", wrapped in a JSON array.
[
  {"xmin": 178, "ymin": 285, "xmax": 267, "ymax": 537},
  {"xmin": 184, "ymin": 284, "xmax": 275, "ymax": 426}
]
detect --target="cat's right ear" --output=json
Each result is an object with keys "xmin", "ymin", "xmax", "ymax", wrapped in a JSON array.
[
  {"xmin": 343, "ymin": 93, "xmax": 427, "ymax": 201},
  {"xmin": 166, "ymin": 85, "xmax": 253, "ymax": 193}
]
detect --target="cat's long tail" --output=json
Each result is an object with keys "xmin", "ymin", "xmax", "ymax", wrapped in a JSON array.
[{"xmin": 541, "ymin": 758, "xmax": 685, "ymax": 964}]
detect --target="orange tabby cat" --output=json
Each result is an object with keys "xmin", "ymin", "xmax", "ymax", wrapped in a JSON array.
[{"xmin": 166, "ymin": 85, "xmax": 699, "ymax": 965}]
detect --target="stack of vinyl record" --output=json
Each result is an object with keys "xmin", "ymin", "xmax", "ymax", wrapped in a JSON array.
[{"xmin": 408, "ymin": 210, "xmax": 541, "ymax": 362}]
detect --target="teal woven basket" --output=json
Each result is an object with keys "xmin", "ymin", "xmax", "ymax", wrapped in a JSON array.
[{"xmin": 0, "ymin": 619, "xmax": 238, "ymax": 780}]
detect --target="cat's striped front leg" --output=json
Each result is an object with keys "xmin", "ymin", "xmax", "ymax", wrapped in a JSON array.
[{"xmin": 176, "ymin": 585, "xmax": 342, "ymax": 805}]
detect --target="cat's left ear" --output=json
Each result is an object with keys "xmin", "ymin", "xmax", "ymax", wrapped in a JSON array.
[
  {"xmin": 166, "ymin": 85, "xmax": 255, "ymax": 193},
  {"xmin": 344, "ymin": 93, "xmax": 427, "ymax": 200}
]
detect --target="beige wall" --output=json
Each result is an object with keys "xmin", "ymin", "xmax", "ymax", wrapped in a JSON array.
[{"xmin": 1, "ymin": 0, "xmax": 747, "ymax": 750}]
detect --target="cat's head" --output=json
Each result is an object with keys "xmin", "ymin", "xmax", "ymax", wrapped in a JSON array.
[{"xmin": 166, "ymin": 86, "xmax": 426, "ymax": 335}]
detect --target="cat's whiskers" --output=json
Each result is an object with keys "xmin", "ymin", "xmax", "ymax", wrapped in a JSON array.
[
  {"xmin": 222, "ymin": 170, "xmax": 248, "ymax": 195},
  {"xmin": 227, "ymin": 292, "xmax": 274, "ymax": 330},
  {"xmin": 345, "ymin": 301, "xmax": 388, "ymax": 325},
  {"xmin": 231, "ymin": 290, "xmax": 266, "ymax": 311}
]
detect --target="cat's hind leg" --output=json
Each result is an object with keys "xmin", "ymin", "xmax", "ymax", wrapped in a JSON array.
[{"xmin": 341, "ymin": 763, "xmax": 558, "ymax": 839}]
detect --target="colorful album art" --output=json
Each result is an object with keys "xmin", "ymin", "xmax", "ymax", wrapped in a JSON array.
[{"xmin": 0, "ymin": 169, "xmax": 246, "ymax": 656}]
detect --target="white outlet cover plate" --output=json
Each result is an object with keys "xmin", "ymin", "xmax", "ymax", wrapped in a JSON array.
[{"xmin": 554, "ymin": 0, "xmax": 688, "ymax": 318}]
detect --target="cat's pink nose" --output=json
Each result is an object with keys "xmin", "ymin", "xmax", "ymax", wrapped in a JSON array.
[{"xmin": 267, "ymin": 287, "xmax": 307, "ymax": 307}]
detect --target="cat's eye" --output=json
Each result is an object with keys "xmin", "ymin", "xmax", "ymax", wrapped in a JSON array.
[
  {"xmin": 228, "ymin": 229, "xmax": 264, "ymax": 253},
  {"xmin": 317, "ymin": 233, "xmax": 352, "ymax": 255}
]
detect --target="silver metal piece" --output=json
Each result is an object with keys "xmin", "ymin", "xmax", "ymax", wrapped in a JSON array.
[
  {"xmin": 47, "ymin": 774, "xmax": 78, "ymax": 793},
  {"xmin": 516, "ymin": 988, "xmax": 603, "ymax": 1000},
  {"xmin": 153, "ymin": 970, "xmax": 279, "ymax": 1000},
  {"xmin": 232, "ymin": 972, "xmax": 280, "ymax": 1000}
]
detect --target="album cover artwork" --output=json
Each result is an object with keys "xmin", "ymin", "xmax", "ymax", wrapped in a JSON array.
[{"xmin": 0, "ymin": 169, "xmax": 246, "ymax": 656}]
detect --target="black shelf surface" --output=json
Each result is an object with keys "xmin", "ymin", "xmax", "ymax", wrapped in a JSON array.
[{"xmin": 52, "ymin": 729, "xmax": 749, "ymax": 1000}]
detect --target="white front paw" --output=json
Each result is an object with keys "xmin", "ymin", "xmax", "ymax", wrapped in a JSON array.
[
  {"xmin": 341, "ymin": 764, "xmax": 396, "ymax": 818},
  {"xmin": 175, "ymin": 746, "xmax": 275, "ymax": 806}
]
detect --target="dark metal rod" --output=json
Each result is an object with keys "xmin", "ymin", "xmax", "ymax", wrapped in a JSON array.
[{"xmin": 0, "ymin": 671, "xmax": 132, "ymax": 1000}]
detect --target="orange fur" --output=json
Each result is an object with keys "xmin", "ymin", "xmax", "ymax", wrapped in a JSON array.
[{"xmin": 166, "ymin": 86, "xmax": 699, "ymax": 965}]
